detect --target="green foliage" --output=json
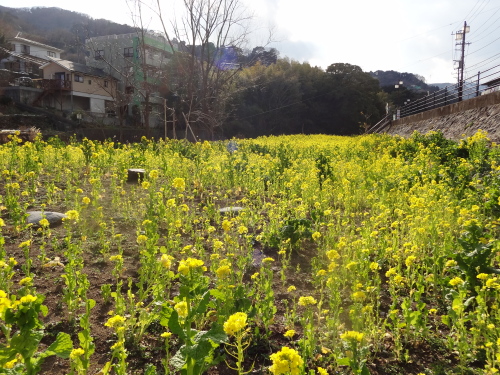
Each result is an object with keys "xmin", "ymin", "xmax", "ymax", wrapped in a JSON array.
[
  {"xmin": 0, "ymin": 294, "xmax": 73, "ymax": 374},
  {"xmin": 269, "ymin": 218, "xmax": 312, "ymax": 248},
  {"xmin": 453, "ymin": 223, "xmax": 500, "ymax": 293},
  {"xmin": 228, "ymin": 60, "xmax": 385, "ymax": 137}
]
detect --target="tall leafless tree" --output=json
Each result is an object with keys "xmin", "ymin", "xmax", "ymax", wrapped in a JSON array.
[{"xmin": 155, "ymin": 0, "xmax": 272, "ymax": 139}]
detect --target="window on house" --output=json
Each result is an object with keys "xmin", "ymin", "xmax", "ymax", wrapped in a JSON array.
[
  {"xmin": 95, "ymin": 50, "xmax": 104, "ymax": 60},
  {"xmin": 47, "ymin": 51, "xmax": 55, "ymax": 57},
  {"xmin": 104, "ymin": 80, "xmax": 108, "ymax": 88},
  {"xmin": 124, "ymin": 47, "xmax": 134, "ymax": 57},
  {"xmin": 10, "ymin": 44, "xmax": 15, "ymax": 51},
  {"xmin": 21, "ymin": 45, "xmax": 30, "ymax": 54},
  {"xmin": 74, "ymin": 74, "xmax": 84, "ymax": 83},
  {"xmin": 88, "ymin": 80, "xmax": 92, "ymax": 85},
  {"xmin": 125, "ymin": 86, "xmax": 134, "ymax": 94}
]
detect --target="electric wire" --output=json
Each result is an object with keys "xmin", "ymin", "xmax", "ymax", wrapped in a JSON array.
[{"xmin": 469, "ymin": 0, "xmax": 491, "ymax": 24}]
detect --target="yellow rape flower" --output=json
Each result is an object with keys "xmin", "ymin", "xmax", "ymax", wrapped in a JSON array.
[
  {"xmin": 39, "ymin": 218, "xmax": 50, "ymax": 227},
  {"xmin": 405, "ymin": 255, "xmax": 417, "ymax": 267},
  {"xmin": 449, "ymin": 277, "xmax": 464, "ymax": 287},
  {"xmin": 352, "ymin": 291, "xmax": 366, "ymax": 301},
  {"xmin": 65, "ymin": 210, "xmax": 79, "ymax": 221},
  {"xmin": 174, "ymin": 301, "xmax": 188, "ymax": 318},
  {"xmin": 223, "ymin": 312, "xmax": 247, "ymax": 336},
  {"xmin": 172, "ymin": 177, "xmax": 186, "ymax": 191},
  {"xmin": 326, "ymin": 250, "xmax": 340, "ymax": 260},
  {"xmin": 149, "ymin": 170, "xmax": 159, "ymax": 179},
  {"xmin": 160, "ymin": 254, "xmax": 173, "ymax": 269},
  {"xmin": 283, "ymin": 330, "xmax": 295, "ymax": 338},
  {"xmin": 105, "ymin": 315, "xmax": 126, "ymax": 328},
  {"xmin": 19, "ymin": 277, "xmax": 32, "ymax": 286},
  {"xmin": 340, "ymin": 330, "xmax": 364, "ymax": 343},
  {"xmin": 4, "ymin": 357, "xmax": 18, "ymax": 369},
  {"xmin": 216, "ymin": 265, "xmax": 231, "ymax": 279},
  {"xmin": 311, "ymin": 231, "xmax": 321, "ymax": 241},
  {"xmin": 19, "ymin": 240, "xmax": 31, "ymax": 248},
  {"xmin": 385, "ymin": 268, "xmax": 397, "ymax": 277},
  {"xmin": 70, "ymin": 348, "xmax": 85, "ymax": 359},
  {"xmin": 109, "ymin": 254, "xmax": 122, "ymax": 262},
  {"xmin": 178, "ymin": 257, "xmax": 205, "ymax": 276},
  {"xmin": 269, "ymin": 346, "xmax": 304, "ymax": 375},
  {"xmin": 0, "ymin": 290, "xmax": 12, "ymax": 314},
  {"xmin": 369, "ymin": 262, "xmax": 379, "ymax": 271},
  {"xmin": 298, "ymin": 296, "xmax": 317, "ymax": 306},
  {"xmin": 136, "ymin": 235, "xmax": 148, "ymax": 244},
  {"xmin": 222, "ymin": 219, "xmax": 232, "ymax": 232},
  {"xmin": 20, "ymin": 294, "xmax": 37, "ymax": 304}
]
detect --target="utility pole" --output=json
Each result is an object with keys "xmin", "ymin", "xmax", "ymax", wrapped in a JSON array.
[{"xmin": 455, "ymin": 21, "xmax": 470, "ymax": 102}]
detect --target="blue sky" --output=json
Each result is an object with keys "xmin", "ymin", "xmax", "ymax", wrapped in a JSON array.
[{"xmin": 2, "ymin": 0, "xmax": 499, "ymax": 84}]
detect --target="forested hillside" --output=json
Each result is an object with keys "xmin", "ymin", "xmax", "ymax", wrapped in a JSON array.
[{"xmin": 0, "ymin": 6, "xmax": 137, "ymax": 62}]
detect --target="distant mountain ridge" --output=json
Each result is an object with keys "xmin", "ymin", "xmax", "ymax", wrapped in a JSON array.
[
  {"xmin": 0, "ymin": 5, "xmax": 138, "ymax": 62},
  {"xmin": 369, "ymin": 70, "xmax": 442, "ymax": 92}
]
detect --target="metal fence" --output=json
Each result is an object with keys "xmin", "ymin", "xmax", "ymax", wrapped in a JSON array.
[{"xmin": 399, "ymin": 64, "xmax": 500, "ymax": 118}]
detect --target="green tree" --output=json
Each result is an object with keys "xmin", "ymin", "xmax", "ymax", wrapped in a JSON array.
[{"xmin": 323, "ymin": 63, "xmax": 384, "ymax": 134}]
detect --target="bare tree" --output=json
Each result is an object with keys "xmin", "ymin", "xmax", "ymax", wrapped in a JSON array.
[{"xmin": 155, "ymin": 0, "xmax": 271, "ymax": 139}]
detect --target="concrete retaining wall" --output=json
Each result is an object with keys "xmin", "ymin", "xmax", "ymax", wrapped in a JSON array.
[{"xmin": 385, "ymin": 91, "xmax": 500, "ymax": 142}]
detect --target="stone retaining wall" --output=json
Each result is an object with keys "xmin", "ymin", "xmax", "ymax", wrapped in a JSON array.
[{"xmin": 385, "ymin": 91, "xmax": 500, "ymax": 142}]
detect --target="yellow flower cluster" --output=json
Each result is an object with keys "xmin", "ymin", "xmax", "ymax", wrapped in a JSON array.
[
  {"xmin": 269, "ymin": 346, "xmax": 304, "ymax": 375},
  {"xmin": 222, "ymin": 219, "xmax": 233, "ymax": 232},
  {"xmin": 160, "ymin": 254, "xmax": 173, "ymax": 269},
  {"xmin": 70, "ymin": 348, "xmax": 85, "ymax": 359},
  {"xmin": 19, "ymin": 295, "xmax": 37, "ymax": 304},
  {"xmin": 0, "ymin": 290, "xmax": 11, "ymax": 315},
  {"xmin": 283, "ymin": 330, "xmax": 295, "ymax": 338},
  {"xmin": 109, "ymin": 254, "xmax": 122, "ymax": 262},
  {"xmin": 449, "ymin": 277, "xmax": 464, "ymax": 287},
  {"xmin": 137, "ymin": 235, "xmax": 148, "ymax": 244},
  {"xmin": 340, "ymin": 330, "xmax": 364, "ymax": 343},
  {"xmin": 105, "ymin": 315, "xmax": 126, "ymax": 328},
  {"xmin": 19, "ymin": 277, "xmax": 32, "ymax": 286},
  {"xmin": 172, "ymin": 177, "xmax": 186, "ymax": 191},
  {"xmin": 178, "ymin": 257, "xmax": 206, "ymax": 275},
  {"xmin": 174, "ymin": 301, "xmax": 188, "ymax": 318},
  {"xmin": 298, "ymin": 296, "xmax": 317, "ymax": 306},
  {"xmin": 223, "ymin": 312, "xmax": 247, "ymax": 336},
  {"xmin": 65, "ymin": 210, "xmax": 79, "ymax": 221},
  {"xmin": 216, "ymin": 265, "xmax": 231, "ymax": 279}
]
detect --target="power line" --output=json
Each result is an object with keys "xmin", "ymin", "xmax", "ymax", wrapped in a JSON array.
[
  {"xmin": 467, "ymin": 33, "xmax": 500, "ymax": 55},
  {"xmin": 468, "ymin": 22, "xmax": 500, "ymax": 44},
  {"xmin": 466, "ymin": 52, "xmax": 500, "ymax": 70},
  {"xmin": 460, "ymin": 0, "xmax": 483, "ymax": 27},
  {"xmin": 469, "ymin": 0, "xmax": 491, "ymax": 23},
  {"xmin": 469, "ymin": 9, "xmax": 500, "ymax": 37}
]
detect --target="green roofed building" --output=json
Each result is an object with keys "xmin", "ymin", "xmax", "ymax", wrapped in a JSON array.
[{"xmin": 85, "ymin": 32, "xmax": 177, "ymax": 127}]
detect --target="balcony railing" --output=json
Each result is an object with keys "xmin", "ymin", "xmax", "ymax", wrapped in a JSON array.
[{"xmin": 33, "ymin": 79, "xmax": 72, "ymax": 91}]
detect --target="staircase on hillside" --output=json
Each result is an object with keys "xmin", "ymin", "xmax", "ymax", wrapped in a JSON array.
[
  {"xmin": 32, "ymin": 79, "xmax": 71, "ymax": 107},
  {"xmin": 367, "ymin": 113, "xmax": 392, "ymax": 134}
]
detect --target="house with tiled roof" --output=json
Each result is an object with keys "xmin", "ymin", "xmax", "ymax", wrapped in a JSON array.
[
  {"xmin": 0, "ymin": 33, "xmax": 63, "ymax": 75},
  {"xmin": 33, "ymin": 58, "xmax": 117, "ymax": 114}
]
